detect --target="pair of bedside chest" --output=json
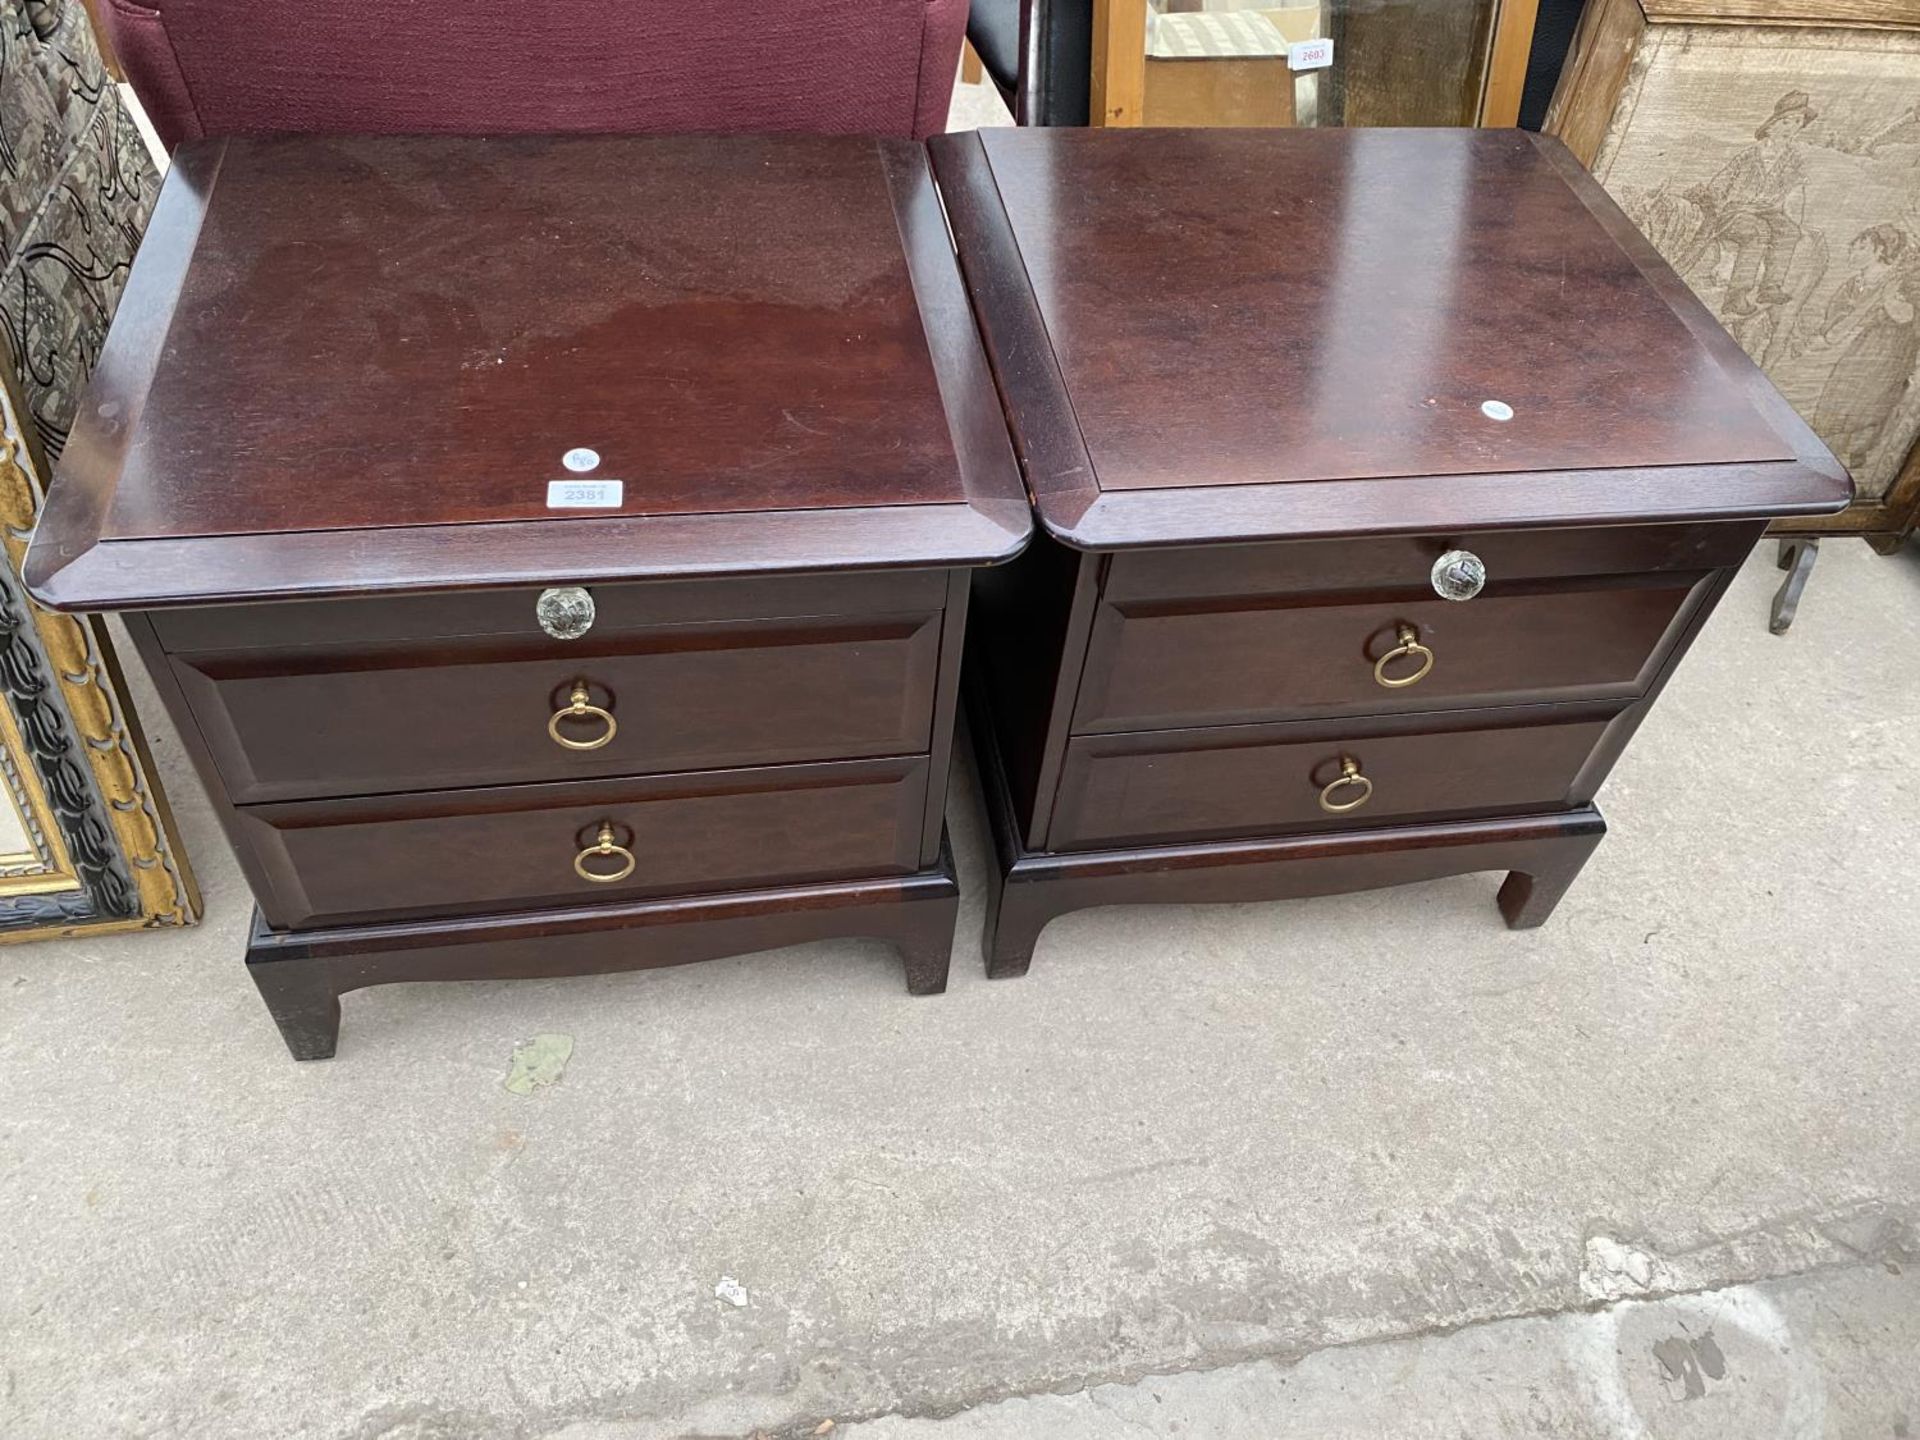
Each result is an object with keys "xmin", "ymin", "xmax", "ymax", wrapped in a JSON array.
[{"xmin": 25, "ymin": 127, "xmax": 1848, "ymax": 1059}]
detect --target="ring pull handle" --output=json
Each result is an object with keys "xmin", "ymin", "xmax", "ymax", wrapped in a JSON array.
[
  {"xmin": 573, "ymin": 822, "xmax": 637, "ymax": 884},
  {"xmin": 1317, "ymin": 755, "xmax": 1374, "ymax": 815},
  {"xmin": 548, "ymin": 684, "xmax": 617, "ymax": 751},
  {"xmin": 1372, "ymin": 623, "xmax": 1435, "ymax": 689}
]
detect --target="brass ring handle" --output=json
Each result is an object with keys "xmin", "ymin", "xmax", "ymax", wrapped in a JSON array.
[
  {"xmin": 1372, "ymin": 624, "xmax": 1435, "ymax": 689},
  {"xmin": 1318, "ymin": 756, "xmax": 1374, "ymax": 815},
  {"xmin": 573, "ymin": 823, "xmax": 636, "ymax": 884},
  {"xmin": 548, "ymin": 684, "xmax": 617, "ymax": 751}
]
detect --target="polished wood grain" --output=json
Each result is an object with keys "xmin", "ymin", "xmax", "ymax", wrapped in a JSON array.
[
  {"xmin": 938, "ymin": 127, "xmax": 1824, "ymax": 975},
  {"xmin": 961, "ymin": 524, "xmax": 1760, "ymax": 971},
  {"xmin": 43, "ymin": 134, "xmax": 1031, "ymax": 1057},
  {"xmin": 248, "ymin": 833, "xmax": 963, "ymax": 1060},
  {"xmin": 949, "ymin": 127, "xmax": 1791, "ymax": 485},
  {"xmin": 1049, "ymin": 704, "xmax": 1618, "ymax": 850},
  {"xmin": 237, "ymin": 756, "xmax": 929, "ymax": 930},
  {"xmin": 1073, "ymin": 572, "xmax": 1709, "ymax": 732},
  {"xmin": 1100, "ymin": 523, "xmax": 1756, "ymax": 601},
  {"xmin": 26, "ymin": 137, "xmax": 1028, "ymax": 611},
  {"xmin": 170, "ymin": 611, "xmax": 942, "ymax": 804},
  {"xmin": 126, "ymin": 568, "xmax": 974, "ymax": 1056},
  {"xmin": 928, "ymin": 128, "xmax": 1850, "ymax": 546},
  {"xmin": 123, "ymin": 136, "xmax": 959, "ymax": 535},
  {"xmin": 972, "ymin": 519, "xmax": 1754, "ymax": 847},
  {"xmin": 968, "ymin": 682, "xmax": 1607, "ymax": 977},
  {"xmin": 148, "ymin": 570, "xmax": 946, "ymax": 652}
]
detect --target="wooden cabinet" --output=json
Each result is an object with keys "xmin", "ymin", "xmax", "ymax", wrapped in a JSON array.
[
  {"xmin": 1545, "ymin": 0, "xmax": 1920, "ymax": 628},
  {"xmin": 24, "ymin": 134, "xmax": 1029, "ymax": 1058},
  {"xmin": 930, "ymin": 126, "xmax": 1848, "ymax": 976}
]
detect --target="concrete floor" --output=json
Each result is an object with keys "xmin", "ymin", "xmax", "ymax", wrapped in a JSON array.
[
  {"xmin": 2, "ymin": 529, "xmax": 1917, "ymax": 1440},
  {"xmin": 842, "ymin": 1265, "xmax": 1920, "ymax": 1439}
]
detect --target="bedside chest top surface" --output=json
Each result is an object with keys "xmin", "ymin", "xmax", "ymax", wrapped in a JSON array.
[
  {"xmin": 28, "ymin": 134, "xmax": 1026, "ymax": 610},
  {"xmin": 930, "ymin": 127, "xmax": 1850, "ymax": 547}
]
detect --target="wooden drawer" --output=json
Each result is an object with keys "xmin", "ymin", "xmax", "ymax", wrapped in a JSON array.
[
  {"xmin": 169, "ymin": 611, "xmax": 944, "ymax": 803},
  {"xmin": 235, "ymin": 756, "xmax": 929, "ymax": 929},
  {"xmin": 1099, "ymin": 525, "xmax": 1756, "ymax": 605},
  {"xmin": 148, "ymin": 570, "xmax": 948, "ymax": 651},
  {"xmin": 1074, "ymin": 574, "xmax": 1709, "ymax": 732},
  {"xmin": 1048, "ymin": 707, "xmax": 1615, "ymax": 851}
]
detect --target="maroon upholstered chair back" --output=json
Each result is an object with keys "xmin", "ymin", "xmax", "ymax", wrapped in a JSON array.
[{"xmin": 102, "ymin": 0, "xmax": 967, "ymax": 148}]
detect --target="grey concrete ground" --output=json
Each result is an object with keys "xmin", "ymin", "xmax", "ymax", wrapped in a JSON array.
[
  {"xmin": 2, "ymin": 524, "xmax": 1916, "ymax": 1440},
  {"xmin": 840, "ymin": 1264, "xmax": 1920, "ymax": 1440}
]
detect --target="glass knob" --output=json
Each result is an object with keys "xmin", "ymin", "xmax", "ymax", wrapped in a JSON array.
[
  {"xmin": 536, "ymin": 586, "xmax": 596, "ymax": 639},
  {"xmin": 1430, "ymin": 550, "xmax": 1486, "ymax": 603}
]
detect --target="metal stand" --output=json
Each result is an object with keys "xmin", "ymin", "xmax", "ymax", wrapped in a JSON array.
[{"xmin": 1771, "ymin": 537, "xmax": 1819, "ymax": 635}]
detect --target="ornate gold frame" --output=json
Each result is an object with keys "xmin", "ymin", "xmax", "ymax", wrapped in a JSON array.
[{"xmin": 0, "ymin": 366, "xmax": 198, "ymax": 939}]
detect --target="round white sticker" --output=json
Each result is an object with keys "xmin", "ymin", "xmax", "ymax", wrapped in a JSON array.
[
  {"xmin": 1480, "ymin": 400, "xmax": 1515, "ymax": 422},
  {"xmin": 562, "ymin": 447, "xmax": 601, "ymax": 473}
]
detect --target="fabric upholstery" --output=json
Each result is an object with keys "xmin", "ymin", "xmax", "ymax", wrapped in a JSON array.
[
  {"xmin": 101, "ymin": 0, "xmax": 967, "ymax": 149},
  {"xmin": 1, "ymin": 0, "xmax": 158, "ymax": 457}
]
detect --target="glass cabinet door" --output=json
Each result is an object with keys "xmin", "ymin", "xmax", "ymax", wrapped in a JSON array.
[{"xmin": 1098, "ymin": 0, "xmax": 1533, "ymax": 131}]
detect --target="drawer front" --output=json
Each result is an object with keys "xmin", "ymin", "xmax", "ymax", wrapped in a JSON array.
[
  {"xmin": 1049, "ymin": 709, "xmax": 1613, "ymax": 851},
  {"xmin": 1074, "ymin": 576, "xmax": 1706, "ymax": 732},
  {"xmin": 173, "ymin": 613, "xmax": 943, "ymax": 803},
  {"xmin": 1101, "ymin": 524, "xmax": 1756, "ymax": 605},
  {"xmin": 237, "ymin": 757, "xmax": 929, "ymax": 929},
  {"xmin": 149, "ymin": 569, "xmax": 948, "ymax": 652}
]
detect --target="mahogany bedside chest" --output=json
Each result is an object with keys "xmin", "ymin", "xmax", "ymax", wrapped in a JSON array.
[
  {"xmin": 24, "ymin": 134, "xmax": 1027, "ymax": 1058},
  {"xmin": 928, "ymin": 127, "xmax": 1851, "ymax": 976}
]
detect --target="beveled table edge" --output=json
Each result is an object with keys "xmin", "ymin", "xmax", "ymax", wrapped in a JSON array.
[
  {"xmin": 26, "ymin": 135, "xmax": 1034, "ymax": 613},
  {"xmin": 929, "ymin": 127, "xmax": 1854, "ymax": 552},
  {"xmin": 24, "ymin": 498, "xmax": 1032, "ymax": 611},
  {"xmin": 1041, "ymin": 459, "xmax": 1852, "ymax": 552}
]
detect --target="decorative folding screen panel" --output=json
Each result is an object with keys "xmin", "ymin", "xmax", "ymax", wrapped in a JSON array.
[
  {"xmin": 1548, "ymin": 0, "xmax": 1920, "ymax": 545},
  {"xmin": 0, "ymin": 0, "xmax": 197, "ymax": 936}
]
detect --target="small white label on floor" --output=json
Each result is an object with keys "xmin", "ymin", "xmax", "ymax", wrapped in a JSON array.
[
  {"xmin": 546, "ymin": 479, "xmax": 624, "ymax": 509},
  {"xmin": 1288, "ymin": 37, "xmax": 1333, "ymax": 71}
]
